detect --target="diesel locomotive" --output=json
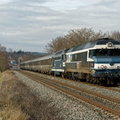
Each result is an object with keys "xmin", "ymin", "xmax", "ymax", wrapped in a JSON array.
[{"xmin": 20, "ymin": 38, "xmax": 120, "ymax": 85}]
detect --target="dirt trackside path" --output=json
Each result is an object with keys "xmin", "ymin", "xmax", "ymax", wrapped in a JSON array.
[{"xmin": 0, "ymin": 70, "xmax": 60, "ymax": 120}]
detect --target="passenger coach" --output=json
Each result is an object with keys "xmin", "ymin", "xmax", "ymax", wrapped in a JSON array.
[{"xmin": 20, "ymin": 54, "xmax": 53, "ymax": 74}]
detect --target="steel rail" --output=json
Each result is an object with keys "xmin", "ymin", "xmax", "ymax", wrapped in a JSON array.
[
  {"xmin": 20, "ymin": 71, "xmax": 120, "ymax": 117},
  {"xmin": 22, "ymin": 71, "xmax": 120, "ymax": 104}
]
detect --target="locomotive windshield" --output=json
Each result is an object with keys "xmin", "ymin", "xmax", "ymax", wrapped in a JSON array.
[{"xmin": 89, "ymin": 49, "xmax": 120, "ymax": 58}]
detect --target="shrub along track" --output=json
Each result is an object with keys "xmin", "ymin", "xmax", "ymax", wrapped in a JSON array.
[{"xmin": 19, "ymin": 70, "xmax": 120, "ymax": 118}]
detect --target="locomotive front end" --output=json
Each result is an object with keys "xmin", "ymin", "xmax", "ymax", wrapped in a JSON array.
[{"xmin": 89, "ymin": 40, "xmax": 120, "ymax": 85}]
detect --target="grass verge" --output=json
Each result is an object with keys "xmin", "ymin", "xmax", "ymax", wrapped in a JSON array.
[
  {"xmin": 0, "ymin": 72, "xmax": 2, "ymax": 81},
  {"xmin": 0, "ymin": 70, "xmax": 61, "ymax": 120}
]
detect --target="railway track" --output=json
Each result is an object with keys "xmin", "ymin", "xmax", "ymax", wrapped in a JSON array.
[
  {"xmin": 39, "ymin": 72, "xmax": 120, "ymax": 100},
  {"xmin": 19, "ymin": 70, "xmax": 120, "ymax": 118},
  {"xmin": 60, "ymin": 76, "xmax": 120, "ymax": 93},
  {"xmin": 109, "ymin": 86, "xmax": 120, "ymax": 92},
  {"xmin": 64, "ymin": 77, "xmax": 120, "ymax": 93}
]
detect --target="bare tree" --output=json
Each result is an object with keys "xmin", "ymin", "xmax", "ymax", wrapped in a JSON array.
[
  {"xmin": 110, "ymin": 31, "xmax": 120, "ymax": 41},
  {"xmin": 45, "ymin": 28, "xmax": 110, "ymax": 53},
  {"xmin": 0, "ymin": 44, "xmax": 9, "ymax": 72}
]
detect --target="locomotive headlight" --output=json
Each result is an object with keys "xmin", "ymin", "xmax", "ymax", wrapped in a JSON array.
[
  {"xmin": 107, "ymin": 42, "xmax": 113, "ymax": 47},
  {"xmin": 104, "ymin": 66, "xmax": 107, "ymax": 69},
  {"xmin": 101, "ymin": 65, "xmax": 107, "ymax": 69},
  {"xmin": 101, "ymin": 65, "xmax": 104, "ymax": 69},
  {"xmin": 117, "ymin": 66, "xmax": 120, "ymax": 69},
  {"xmin": 90, "ymin": 63, "xmax": 94, "ymax": 67}
]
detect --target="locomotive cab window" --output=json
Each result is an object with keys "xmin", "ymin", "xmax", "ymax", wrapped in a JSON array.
[
  {"xmin": 89, "ymin": 50, "xmax": 96, "ymax": 58},
  {"xmin": 89, "ymin": 49, "xmax": 120, "ymax": 58}
]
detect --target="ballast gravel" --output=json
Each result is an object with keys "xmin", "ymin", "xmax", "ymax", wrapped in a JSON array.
[{"xmin": 14, "ymin": 71, "xmax": 119, "ymax": 120}]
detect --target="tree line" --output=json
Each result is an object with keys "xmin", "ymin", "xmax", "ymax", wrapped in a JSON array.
[
  {"xmin": 45, "ymin": 28, "xmax": 120, "ymax": 53},
  {"xmin": 0, "ymin": 46, "xmax": 46, "ymax": 72},
  {"xmin": 0, "ymin": 44, "xmax": 9, "ymax": 72}
]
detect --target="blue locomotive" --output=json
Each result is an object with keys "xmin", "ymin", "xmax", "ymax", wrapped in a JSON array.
[{"xmin": 20, "ymin": 38, "xmax": 120, "ymax": 85}]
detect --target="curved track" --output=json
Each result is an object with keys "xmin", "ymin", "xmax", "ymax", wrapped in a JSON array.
[{"xmin": 19, "ymin": 70, "xmax": 120, "ymax": 118}]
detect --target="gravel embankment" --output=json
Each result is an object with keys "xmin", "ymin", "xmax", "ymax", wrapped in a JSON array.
[{"xmin": 14, "ymin": 71, "xmax": 119, "ymax": 120}]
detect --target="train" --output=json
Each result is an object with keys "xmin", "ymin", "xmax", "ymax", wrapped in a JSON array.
[{"xmin": 20, "ymin": 38, "xmax": 120, "ymax": 86}]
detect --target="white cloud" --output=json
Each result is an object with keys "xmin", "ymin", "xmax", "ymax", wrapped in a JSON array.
[
  {"xmin": 0, "ymin": 0, "xmax": 12, "ymax": 4},
  {"xmin": 41, "ymin": 0, "xmax": 106, "ymax": 10},
  {"xmin": 0, "ymin": 0, "xmax": 119, "ymax": 52},
  {"xmin": 0, "ymin": 31, "xmax": 24, "ymax": 36},
  {"xmin": 20, "ymin": 16, "xmax": 60, "ymax": 21}
]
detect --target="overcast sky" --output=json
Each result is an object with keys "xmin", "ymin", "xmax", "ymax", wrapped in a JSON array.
[{"xmin": 0, "ymin": 0, "xmax": 120, "ymax": 52}]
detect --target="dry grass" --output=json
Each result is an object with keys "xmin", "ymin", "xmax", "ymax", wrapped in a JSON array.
[
  {"xmin": 0, "ymin": 70, "xmax": 61, "ymax": 120},
  {"xmin": 0, "ymin": 105, "xmax": 29, "ymax": 120},
  {"xmin": 0, "ymin": 72, "xmax": 2, "ymax": 81}
]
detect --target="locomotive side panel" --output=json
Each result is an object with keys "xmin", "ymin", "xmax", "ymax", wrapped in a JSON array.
[
  {"xmin": 65, "ymin": 38, "xmax": 120, "ymax": 85},
  {"xmin": 65, "ymin": 52, "xmax": 90, "ymax": 72}
]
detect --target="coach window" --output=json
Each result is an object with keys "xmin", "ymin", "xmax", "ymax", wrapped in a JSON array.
[
  {"xmin": 75, "ymin": 54, "xmax": 78, "ymax": 61},
  {"xmin": 39, "ymin": 61, "xmax": 41, "ymax": 65},
  {"xmin": 47, "ymin": 59, "xmax": 50, "ymax": 65},
  {"xmin": 61, "ymin": 55, "xmax": 64, "ymax": 60},
  {"xmin": 62, "ymin": 55, "xmax": 66, "ymax": 61}
]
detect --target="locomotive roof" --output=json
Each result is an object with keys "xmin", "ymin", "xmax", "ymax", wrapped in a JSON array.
[
  {"xmin": 67, "ymin": 38, "xmax": 120, "ymax": 53},
  {"xmin": 53, "ymin": 48, "xmax": 69, "ymax": 57},
  {"xmin": 20, "ymin": 54, "xmax": 53, "ymax": 64}
]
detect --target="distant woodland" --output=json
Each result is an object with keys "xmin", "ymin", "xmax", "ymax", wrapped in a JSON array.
[
  {"xmin": 0, "ymin": 27, "xmax": 120, "ymax": 72},
  {"xmin": 0, "ymin": 47, "xmax": 45, "ymax": 72}
]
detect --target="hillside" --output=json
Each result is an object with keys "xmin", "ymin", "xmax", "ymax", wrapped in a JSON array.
[{"xmin": 8, "ymin": 51, "xmax": 47, "ymax": 64}]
